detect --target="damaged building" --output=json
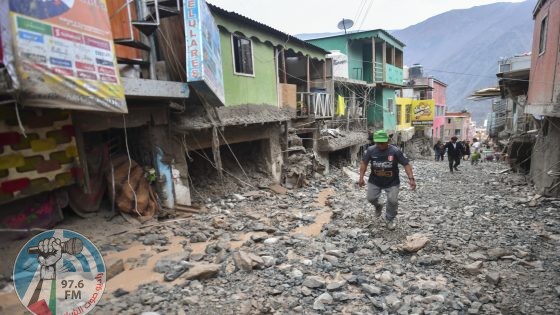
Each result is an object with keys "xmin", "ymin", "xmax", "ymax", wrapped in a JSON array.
[
  {"xmin": 0, "ymin": 0, "xmax": 373, "ymax": 232},
  {"xmin": 525, "ymin": 0, "xmax": 560, "ymax": 196}
]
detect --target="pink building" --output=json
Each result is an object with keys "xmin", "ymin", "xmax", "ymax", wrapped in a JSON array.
[
  {"xmin": 431, "ymin": 78, "xmax": 447, "ymax": 142},
  {"xmin": 443, "ymin": 111, "xmax": 473, "ymax": 142}
]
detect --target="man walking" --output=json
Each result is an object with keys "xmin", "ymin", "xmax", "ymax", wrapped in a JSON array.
[
  {"xmin": 358, "ymin": 130, "xmax": 416, "ymax": 230},
  {"xmin": 444, "ymin": 136, "xmax": 464, "ymax": 173}
]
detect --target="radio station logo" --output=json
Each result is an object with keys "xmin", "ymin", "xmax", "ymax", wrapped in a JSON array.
[{"xmin": 13, "ymin": 229, "xmax": 106, "ymax": 315}]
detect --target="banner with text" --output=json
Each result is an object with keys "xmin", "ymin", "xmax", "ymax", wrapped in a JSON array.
[
  {"xmin": 411, "ymin": 99, "xmax": 435, "ymax": 126},
  {"xmin": 184, "ymin": 0, "xmax": 225, "ymax": 105},
  {"xmin": 0, "ymin": 0, "xmax": 127, "ymax": 113}
]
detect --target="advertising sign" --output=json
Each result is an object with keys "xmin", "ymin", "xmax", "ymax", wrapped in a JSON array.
[
  {"xmin": 411, "ymin": 99, "xmax": 435, "ymax": 126},
  {"xmin": 13, "ymin": 229, "xmax": 105, "ymax": 315},
  {"xmin": 184, "ymin": 0, "xmax": 225, "ymax": 105},
  {"xmin": 0, "ymin": 0, "xmax": 127, "ymax": 113}
]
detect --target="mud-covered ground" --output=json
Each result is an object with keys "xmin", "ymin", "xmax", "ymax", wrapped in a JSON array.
[{"xmin": 1, "ymin": 158, "xmax": 559, "ymax": 314}]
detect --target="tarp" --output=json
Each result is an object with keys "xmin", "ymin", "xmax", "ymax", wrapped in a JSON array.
[{"xmin": 0, "ymin": 0, "xmax": 127, "ymax": 113}]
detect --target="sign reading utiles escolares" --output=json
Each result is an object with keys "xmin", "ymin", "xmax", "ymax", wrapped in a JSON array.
[
  {"xmin": 184, "ymin": 0, "xmax": 225, "ymax": 105},
  {"xmin": 0, "ymin": 0, "xmax": 127, "ymax": 113},
  {"xmin": 411, "ymin": 99, "xmax": 435, "ymax": 126}
]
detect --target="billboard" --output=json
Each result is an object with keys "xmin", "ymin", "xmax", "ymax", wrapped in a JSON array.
[
  {"xmin": 0, "ymin": 0, "xmax": 127, "ymax": 113},
  {"xmin": 411, "ymin": 99, "xmax": 435, "ymax": 126},
  {"xmin": 184, "ymin": 0, "xmax": 225, "ymax": 105}
]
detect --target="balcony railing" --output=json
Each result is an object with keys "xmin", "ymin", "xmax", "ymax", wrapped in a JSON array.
[
  {"xmin": 296, "ymin": 92, "xmax": 334, "ymax": 118},
  {"xmin": 374, "ymin": 62, "xmax": 403, "ymax": 85}
]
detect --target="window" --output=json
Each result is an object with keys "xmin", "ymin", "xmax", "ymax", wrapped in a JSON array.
[
  {"xmin": 232, "ymin": 34, "xmax": 254, "ymax": 75},
  {"xmin": 387, "ymin": 98, "xmax": 394, "ymax": 113},
  {"xmin": 448, "ymin": 118, "xmax": 451, "ymax": 124},
  {"xmin": 539, "ymin": 15, "xmax": 548, "ymax": 54},
  {"xmin": 455, "ymin": 129, "xmax": 461, "ymax": 136},
  {"xmin": 396, "ymin": 105, "xmax": 402, "ymax": 124},
  {"xmin": 405, "ymin": 104, "xmax": 411, "ymax": 123}
]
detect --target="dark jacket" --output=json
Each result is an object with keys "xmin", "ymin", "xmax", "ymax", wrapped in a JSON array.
[{"xmin": 444, "ymin": 141, "xmax": 464, "ymax": 158}]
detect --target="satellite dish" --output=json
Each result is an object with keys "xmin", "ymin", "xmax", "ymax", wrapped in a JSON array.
[{"xmin": 337, "ymin": 18, "xmax": 354, "ymax": 34}]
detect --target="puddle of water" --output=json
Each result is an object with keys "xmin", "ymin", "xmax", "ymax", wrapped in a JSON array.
[
  {"xmin": 105, "ymin": 235, "xmax": 185, "ymax": 293},
  {"xmin": 0, "ymin": 291, "xmax": 26, "ymax": 315},
  {"xmin": 290, "ymin": 188, "xmax": 334, "ymax": 237},
  {"xmin": 190, "ymin": 231, "xmax": 269, "ymax": 255}
]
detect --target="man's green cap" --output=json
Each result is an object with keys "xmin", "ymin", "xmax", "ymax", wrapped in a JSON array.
[{"xmin": 373, "ymin": 130, "xmax": 389, "ymax": 142}]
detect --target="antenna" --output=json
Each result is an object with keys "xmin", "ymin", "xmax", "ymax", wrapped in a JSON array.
[{"xmin": 337, "ymin": 18, "xmax": 354, "ymax": 35}]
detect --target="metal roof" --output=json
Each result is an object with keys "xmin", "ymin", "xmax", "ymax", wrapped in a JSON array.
[
  {"xmin": 207, "ymin": 3, "xmax": 330, "ymax": 55},
  {"xmin": 306, "ymin": 29, "xmax": 406, "ymax": 48}
]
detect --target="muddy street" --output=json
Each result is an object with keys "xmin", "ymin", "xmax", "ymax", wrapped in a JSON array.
[{"xmin": 4, "ymin": 158, "xmax": 557, "ymax": 314}]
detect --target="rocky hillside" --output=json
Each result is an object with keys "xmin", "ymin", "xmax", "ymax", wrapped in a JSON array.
[
  {"xmin": 299, "ymin": 1, "xmax": 536, "ymax": 124},
  {"xmin": 392, "ymin": 0, "xmax": 535, "ymax": 123}
]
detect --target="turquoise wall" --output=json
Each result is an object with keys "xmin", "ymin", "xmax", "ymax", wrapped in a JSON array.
[
  {"xmin": 381, "ymin": 88, "xmax": 397, "ymax": 133},
  {"xmin": 367, "ymin": 88, "xmax": 396, "ymax": 131}
]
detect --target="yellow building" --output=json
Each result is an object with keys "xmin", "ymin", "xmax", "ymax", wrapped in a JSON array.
[{"xmin": 396, "ymin": 98, "xmax": 414, "ymax": 142}]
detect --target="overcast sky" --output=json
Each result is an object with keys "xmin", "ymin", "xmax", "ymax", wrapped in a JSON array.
[{"xmin": 207, "ymin": 0, "xmax": 527, "ymax": 35}]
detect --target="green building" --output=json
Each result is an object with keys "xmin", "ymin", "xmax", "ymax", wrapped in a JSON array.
[
  {"xmin": 208, "ymin": 4, "xmax": 329, "ymax": 108},
  {"xmin": 307, "ymin": 30, "xmax": 405, "ymax": 134}
]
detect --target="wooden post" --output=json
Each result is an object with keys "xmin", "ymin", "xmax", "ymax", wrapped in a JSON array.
[
  {"xmin": 307, "ymin": 55, "xmax": 311, "ymax": 114},
  {"xmin": 281, "ymin": 49, "xmax": 287, "ymax": 84},
  {"xmin": 391, "ymin": 46, "xmax": 396, "ymax": 67},
  {"xmin": 322, "ymin": 60, "xmax": 326, "ymax": 89},
  {"xmin": 382, "ymin": 41, "xmax": 387, "ymax": 83},
  {"xmin": 211, "ymin": 126, "xmax": 223, "ymax": 179},
  {"xmin": 372, "ymin": 37, "xmax": 376, "ymax": 82}
]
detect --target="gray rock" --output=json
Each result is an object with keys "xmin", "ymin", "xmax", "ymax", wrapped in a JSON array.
[
  {"xmin": 326, "ymin": 280, "xmax": 346, "ymax": 291},
  {"xmin": 485, "ymin": 272, "xmax": 501, "ymax": 285},
  {"xmin": 106, "ymin": 258, "xmax": 125, "ymax": 280},
  {"xmin": 291, "ymin": 269, "xmax": 303, "ymax": 279},
  {"xmin": 468, "ymin": 252, "xmax": 487, "ymax": 260},
  {"xmin": 467, "ymin": 301, "xmax": 482, "ymax": 314},
  {"xmin": 182, "ymin": 296, "xmax": 200, "ymax": 305},
  {"xmin": 333, "ymin": 292, "xmax": 352, "ymax": 301},
  {"xmin": 361, "ymin": 283, "xmax": 382, "ymax": 295},
  {"xmin": 464, "ymin": 261, "xmax": 483, "ymax": 274},
  {"xmin": 379, "ymin": 270, "xmax": 393, "ymax": 283},
  {"xmin": 325, "ymin": 249, "xmax": 345, "ymax": 258},
  {"xmin": 385, "ymin": 294, "xmax": 402, "ymax": 310},
  {"xmin": 303, "ymin": 276, "xmax": 326, "ymax": 288},
  {"xmin": 183, "ymin": 263, "xmax": 220, "ymax": 280},
  {"xmin": 312, "ymin": 299, "xmax": 325, "ymax": 311},
  {"xmin": 487, "ymin": 248, "xmax": 511, "ymax": 260},
  {"xmin": 315, "ymin": 292, "xmax": 333, "ymax": 304},
  {"xmin": 164, "ymin": 261, "xmax": 191, "ymax": 282},
  {"xmin": 190, "ymin": 232, "xmax": 208, "ymax": 243}
]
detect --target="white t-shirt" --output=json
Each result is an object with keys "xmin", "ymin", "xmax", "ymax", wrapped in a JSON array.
[{"xmin": 472, "ymin": 142, "xmax": 481, "ymax": 153}]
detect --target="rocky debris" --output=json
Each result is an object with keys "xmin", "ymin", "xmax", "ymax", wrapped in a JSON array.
[
  {"xmin": 303, "ymin": 276, "xmax": 326, "ymax": 289},
  {"xmin": 232, "ymin": 250, "xmax": 264, "ymax": 271},
  {"xmin": 485, "ymin": 272, "xmax": 501, "ymax": 285},
  {"xmin": 105, "ymin": 258, "xmax": 125, "ymax": 280},
  {"xmin": 400, "ymin": 234, "xmax": 430, "ymax": 252},
  {"xmin": 267, "ymin": 183, "xmax": 287, "ymax": 195},
  {"xmin": 183, "ymin": 263, "xmax": 220, "ymax": 280},
  {"xmin": 465, "ymin": 261, "xmax": 484, "ymax": 274},
  {"xmin": 89, "ymin": 160, "xmax": 560, "ymax": 315},
  {"xmin": 163, "ymin": 261, "xmax": 191, "ymax": 282}
]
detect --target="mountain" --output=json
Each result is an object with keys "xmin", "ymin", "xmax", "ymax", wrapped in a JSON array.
[{"xmin": 391, "ymin": 0, "xmax": 536, "ymax": 124}]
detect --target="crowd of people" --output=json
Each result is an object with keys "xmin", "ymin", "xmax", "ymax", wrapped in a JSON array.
[{"xmin": 433, "ymin": 137, "xmax": 500, "ymax": 172}]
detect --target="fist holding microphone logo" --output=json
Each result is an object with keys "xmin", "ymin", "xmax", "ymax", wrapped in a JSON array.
[
  {"xmin": 13, "ymin": 230, "xmax": 106, "ymax": 315},
  {"xmin": 29, "ymin": 237, "xmax": 83, "ymax": 280}
]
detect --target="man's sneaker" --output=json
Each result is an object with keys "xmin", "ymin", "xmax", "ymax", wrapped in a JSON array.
[
  {"xmin": 384, "ymin": 216, "xmax": 397, "ymax": 230},
  {"xmin": 374, "ymin": 204, "xmax": 383, "ymax": 217}
]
